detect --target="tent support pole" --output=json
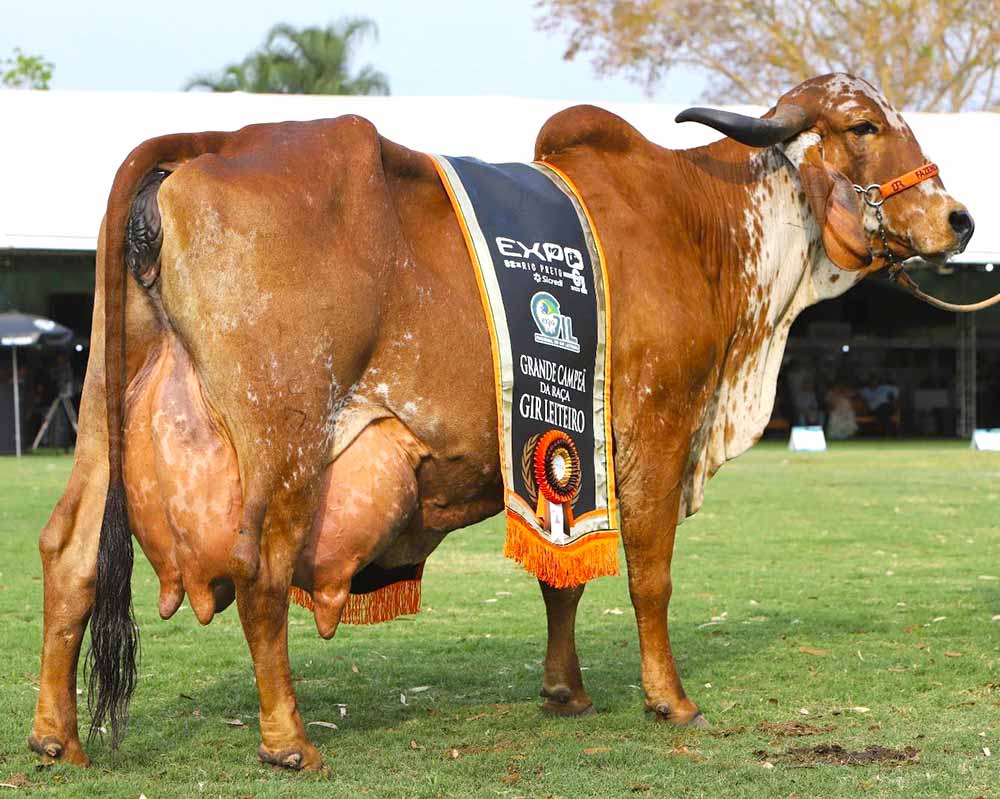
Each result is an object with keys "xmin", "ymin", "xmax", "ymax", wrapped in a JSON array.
[{"xmin": 12, "ymin": 347, "xmax": 21, "ymax": 457}]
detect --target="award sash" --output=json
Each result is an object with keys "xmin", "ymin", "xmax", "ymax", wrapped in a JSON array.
[{"xmin": 431, "ymin": 155, "xmax": 619, "ymax": 588}]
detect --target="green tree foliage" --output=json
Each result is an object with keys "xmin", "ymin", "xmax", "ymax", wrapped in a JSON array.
[
  {"xmin": 186, "ymin": 19, "xmax": 389, "ymax": 95},
  {"xmin": 537, "ymin": 0, "xmax": 1000, "ymax": 110},
  {"xmin": 2, "ymin": 48, "xmax": 53, "ymax": 89}
]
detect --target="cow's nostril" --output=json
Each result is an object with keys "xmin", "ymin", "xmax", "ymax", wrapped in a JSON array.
[{"xmin": 949, "ymin": 209, "xmax": 975, "ymax": 246}]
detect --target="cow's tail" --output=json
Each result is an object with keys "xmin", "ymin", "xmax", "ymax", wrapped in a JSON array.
[{"xmin": 87, "ymin": 131, "xmax": 228, "ymax": 749}]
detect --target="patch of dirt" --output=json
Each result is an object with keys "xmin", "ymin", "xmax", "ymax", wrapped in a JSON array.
[
  {"xmin": 755, "ymin": 744, "xmax": 920, "ymax": 766},
  {"xmin": 757, "ymin": 720, "xmax": 835, "ymax": 737},
  {"xmin": 708, "ymin": 726, "xmax": 747, "ymax": 738},
  {"xmin": 0, "ymin": 773, "xmax": 32, "ymax": 788},
  {"xmin": 500, "ymin": 761, "xmax": 521, "ymax": 785}
]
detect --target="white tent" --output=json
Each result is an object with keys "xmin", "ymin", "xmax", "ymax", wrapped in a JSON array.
[{"xmin": 1, "ymin": 89, "xmax": 997, "ymax": 263}]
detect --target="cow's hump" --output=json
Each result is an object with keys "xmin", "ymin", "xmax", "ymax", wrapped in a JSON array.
[{"xmin": 534, "ymin": 105, "xmax": 645, "ymax": 161}]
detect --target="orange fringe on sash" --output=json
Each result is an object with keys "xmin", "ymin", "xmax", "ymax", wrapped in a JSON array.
[
  {"xmin": 502, "ymin": 510, "xmax": 619, "ymax": 589},
  {"xmin": 288, "ymin": 578, "xmax": 422, "ymax": 625}
]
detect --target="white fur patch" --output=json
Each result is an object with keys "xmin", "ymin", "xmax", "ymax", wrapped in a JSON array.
[
  {"xmin": 780, "ymin": 132, "xmax": 820, "ymax": 168},
  {"xmin": 677, "ymin": 150, "xmax": 864, "ymax": 520}
]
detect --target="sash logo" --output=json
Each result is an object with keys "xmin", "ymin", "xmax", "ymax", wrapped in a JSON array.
[
  {"xmin": 530, "ymin": 291, "xmax": 580, "ymax": 353},
  {"xmin": 496, "ymin": 236, "xmax": 588, "ymax": 294}
]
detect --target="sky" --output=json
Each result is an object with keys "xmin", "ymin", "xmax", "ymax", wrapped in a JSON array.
[{"xmin": 0, "ymin": 0, "xmax": 704, "ymax": 103}]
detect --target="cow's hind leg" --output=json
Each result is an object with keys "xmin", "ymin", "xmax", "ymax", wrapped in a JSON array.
[
  {"xmin": 538, "ymin": 580, "xmax": 594, "ymax": 716},
  {"xmin": 243, "ymin": 418, "xmax": 423, "ymax": 771},
  {"xmin": 236, "ymin": 565, "xmax": 323, "ymax": 771},
  {"xmin": 29, "ymin": 463, "xmax": 106, "ymax": 766}
]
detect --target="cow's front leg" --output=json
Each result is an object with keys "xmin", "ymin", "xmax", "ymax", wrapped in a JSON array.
[
  {"xmin": 538, "ymin": 580, "xmax": 594, "ymax": 715},
  {"xmin": 236, "ymin": 557, "xmax": 322, "ymax": 771},
  {"xmin": 620, "ymin": 487, "xmax": 706, "ymax": 727}
]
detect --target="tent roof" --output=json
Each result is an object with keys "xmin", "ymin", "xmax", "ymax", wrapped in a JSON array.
[{"xmin": 1, "ymin": 89, "xmax": 997, "ymax": 263}]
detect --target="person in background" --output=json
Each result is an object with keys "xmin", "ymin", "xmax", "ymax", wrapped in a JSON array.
[
  {"xmin": 825, "ymin": 385, "xmax": 858, "ymax": 440},
  {"xmin": 859, "ymin": 375, "xmax": 899, "ymax": 436}
]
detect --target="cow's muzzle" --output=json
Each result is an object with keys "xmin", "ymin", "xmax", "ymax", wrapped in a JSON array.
[{"xmin": 948, "ymin": 209, "xmax": 975, "ymax": 252}]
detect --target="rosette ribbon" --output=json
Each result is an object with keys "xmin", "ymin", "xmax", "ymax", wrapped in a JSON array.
[{"xmin": 533, "ymin": 430, "xmax": 582, "ymax": 542}]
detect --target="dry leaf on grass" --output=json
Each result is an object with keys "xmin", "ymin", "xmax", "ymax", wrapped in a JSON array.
[
  {"xmin": 223, "ymin": 718, "xmax": 245, "ymax": 727},
  {"xmin": 799, "ymin": 646, "xmax": 828, "ymax": 657},
  {"xmin": 670, "ymin": 745, "xmax": 703, "ymax": 760},
  {"xmin": 307, "ymin": 721, "xmax": 338, "ymax": 730},
  {"xmin": 944, "ymin": 651, "xmax": 963, "ymax": 658},
  {"xmin": 583, "ymin": 746, "xmax": 611, "ymax": 755},
  {"xmin": 351, "ymin": 662, "xmax": 360, "ymax": 674}
]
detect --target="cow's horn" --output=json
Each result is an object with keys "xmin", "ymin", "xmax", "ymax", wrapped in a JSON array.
[{"xmin": 674, "ymin": 105, "xmax": 813, "ymax": 147}]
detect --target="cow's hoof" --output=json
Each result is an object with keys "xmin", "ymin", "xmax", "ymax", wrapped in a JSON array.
[
  {"xmin": 258, "ymin": 743, "xmax": 324, "ymax": 771},
  {"xmin": 648, "ymin": 702, "xmax": 708, "ymax": 727},
  {"xmin": 539, "ymin": 685, "xmax": 596, "ymax": 717},
  {"xmin": 27, "ymin": 733, "xmax": 90, "ymax": 767},
  {"xmin": 542, "ymin": 698, "xmax": 596, "ymax": 717},
  {"xmin": 688, "ymin": 712, "xmax": 710, "ymax": 729}
]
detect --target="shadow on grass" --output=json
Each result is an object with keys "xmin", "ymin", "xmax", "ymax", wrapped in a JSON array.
[{"xmin": 75, "ymin": 590, "xmax": 935, "ymax": 770}]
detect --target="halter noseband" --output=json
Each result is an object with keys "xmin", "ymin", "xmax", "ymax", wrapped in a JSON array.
[
  {"xmin": 852, "ymin": 162, "xmax": 940, "ymax": 272},
  {"xmin": 850, "ymin": 164, "xmax": 1000, "ymax": 313}
]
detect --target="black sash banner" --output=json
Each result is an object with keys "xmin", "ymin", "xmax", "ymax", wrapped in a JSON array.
[{"xmin": 431, "ymin": 155, "xmax": 619, "ymax": 587}]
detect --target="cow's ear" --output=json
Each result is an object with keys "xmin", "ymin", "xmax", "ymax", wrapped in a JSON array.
[{"xmin": 797, "ymin": 147, "xmax": 872, "ymax": 271}]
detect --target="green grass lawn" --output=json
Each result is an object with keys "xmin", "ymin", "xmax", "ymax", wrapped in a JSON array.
[{"xmin": 1, "ymin": 442, "xmax": 997, "ymax": 797}]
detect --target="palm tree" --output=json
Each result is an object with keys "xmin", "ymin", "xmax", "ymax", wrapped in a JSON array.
[{"xmin": 186, "ymin": 18, "xmax": 389, "ymax": 95}]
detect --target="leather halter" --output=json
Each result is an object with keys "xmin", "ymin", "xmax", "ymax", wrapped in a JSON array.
[{"xmin": 853, "ymin": 164, "xmax": 1000, "ymax": 313}]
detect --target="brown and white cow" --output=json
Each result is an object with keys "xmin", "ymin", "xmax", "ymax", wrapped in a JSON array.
[{"xmin": 29, "ymin": 74, "xmax": 973, "ymax": 770}]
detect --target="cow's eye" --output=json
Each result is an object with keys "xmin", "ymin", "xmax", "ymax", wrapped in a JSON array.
[{"xmin": 849, "ymin": 121, "xmax": 879, "ymax": 136}]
